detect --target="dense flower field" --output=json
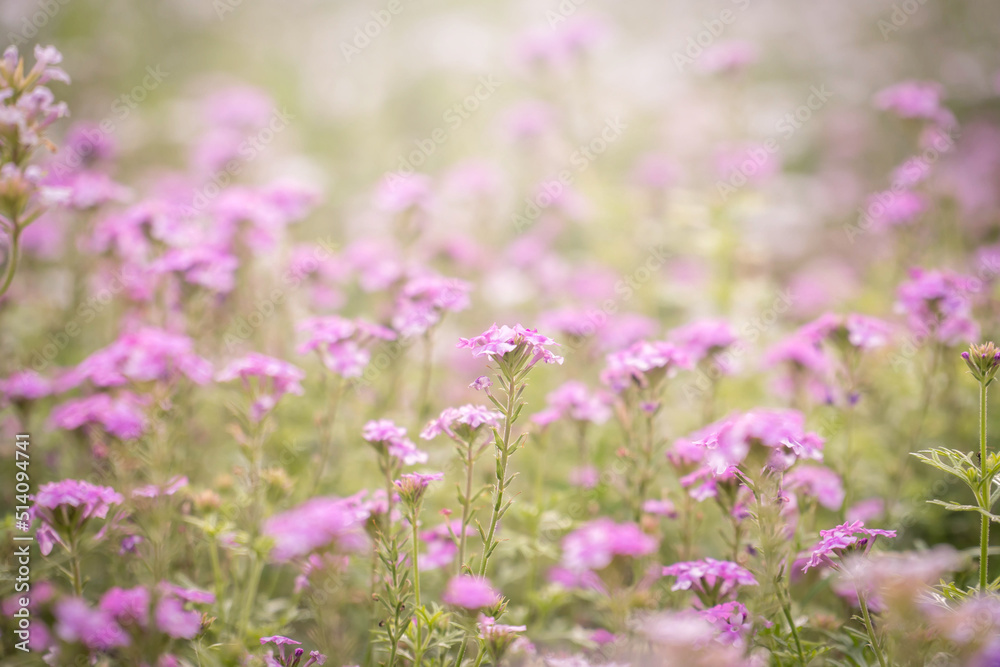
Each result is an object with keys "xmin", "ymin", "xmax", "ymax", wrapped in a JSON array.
[{"xmin": 3, "ymin": 2, "xmax": 1000, "ymax": 666}]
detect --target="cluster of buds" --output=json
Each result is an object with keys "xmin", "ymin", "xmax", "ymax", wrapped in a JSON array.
[
  {"xmin": 962, "ymin": 342, "xmax": 1000, "ymax": 387},
  {"xmin": 1, "ymin": 44, "xmax": 70, "ymax": 296},
  {"xmin": 393, "ymin": 472, "xmax": 443, "ymax": 513}
]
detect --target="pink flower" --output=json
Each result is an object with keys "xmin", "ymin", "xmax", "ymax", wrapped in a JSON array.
[
  {"xmin": 668, "ymin": 319, "xmax": 738, "ymax": 367},
  {"xmin": 560, "ymin": 519, "xmax": 657, "ymax": 573},
  {"xmin": 419, "ymin": 520, "xmax": 474, "ymax": 571},
  {"xmin": 420, "ymin": 405, "xmax": 502, "ymax": 441},
  {"xmin": 375, "ymin": 172, "xmax": 432, "ymax": 212},
  {"xmin": 99, "ymin": 586, "xmax": 150, "ymax": 627},
  {"xmin": 531, "ymin": 381, "xmax": 612, "ymax": 426},
  {"xmin": 642, "ymin": 499, "xmax": 678, "ymax": 518},
  {"xmin": 393, "ymin": 472, "xmax": 444, "ymax": 506},
  {"xmin": 392, "ymin": 274, "xmax": 472, "ymax": 337},
  {"xmin": 216, "ymin": 353, "xmax": 305, "ymax": 421},
  {"xmin": 442, "ymin": 575, "xmax": 501, "ymax": 609},
  {"xmin": 155, "ymin": 597, "xmax": 201, "ymax": 639},
  {"xmin": 457, "ymin": 324, "xmax": 564, "ymax": 367},
  {"xmin": 263, "ymin": 493, "xmax": 370, "ymax": 562},
  {"xmin": 662, "ymin": 558, "xmax": 757, "ymax": 601},
  {"xmin": 363, "ymin": 419, "xmax": 428, "ymax": 465},
  {"xmin": 783, "ymin": 465, "xmax": 845, "ymax": 510},
  {"xmin": 802, "ymin": 520, "xmax": 896, "ymax": 572},
  {"xmin": 0, "ymin": 369, "xmax": 53, "ymax": 403},
  {"xmin": 470, "ymin": 376, "xmax": 492, "ymax": 391},
  {"xmin": 683, "ymin": 409, "xmax": 825, "ymax": 474},
  {"xmin": 297, "ymin": 316, "xmax": 395, "ymax": 378},
  {"xmin": 863, "ymin": 190, "xmax": 927, "ymax": 230},
  {"xmin": 697, "ymin": 601, "xmax": 752, "ymax": 646},
  {"xmin": 896, "ymin": 268, "xmax": 979, "ymax": 345},
  {"xmin": 55, "ymin": 598, "xmax": 130, "ymax": 650},
  {"xmin": 874, "ymin": 81, "xmax": 945, "ymax": 120},
  {"xmin": 50, "ymin": 392, "xmax": 149, "ymax": 440},
  {"xmin": 601, "ymin": 340, "xmax": 691, "ymax": 391},
  {"xmin": 69, "ymin": 327, "xmax": 212, "ymax": 388}
]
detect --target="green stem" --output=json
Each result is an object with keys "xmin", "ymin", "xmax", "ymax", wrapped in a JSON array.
[
  {"xmin": 980, "ymin": 381, "xmax": 991, "ymax": 591},
  {"xmin": 781, "ymin": 598, "xmax": 806, "ymax": 667},
  {"xmin": 209, "ymin": 539, "xmax": 225, "ymax": 622},
  {"xmin": 0, "ymin": 224, "xmax": 22, "ymax": 300},
  {"xmin": 478, "ymin": 372, "xmax": 516, "ymax": 578},
  {"xmin": 858, "ymin": 590, "xmax": 888, "ymax": 667},
  {"xmin": 411, "ymin": 518, "xmax": 421, "ymax": 607},
  {"xmin": 238, "ymin": 555, "xmax": 264, "ymax": 638},
  {"xmin": 68, "ymin": 529, "xmax": 84, "ymax": 597},
  {"xmin": 454, "ymin": 640, "xmax": 467, "ymax": 667},
  {"xmin": 458, "ymin": 437, "xmax": 475, "ymax": 573}
]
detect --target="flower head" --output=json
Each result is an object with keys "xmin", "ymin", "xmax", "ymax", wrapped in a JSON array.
[
  {"xmin": 420, "ymin": 405, "xmax": 502, "ymax": 441},
  {"xmin": 559, "ymin": 519, "xmax": 657, "ymax": 574},
  {"xmin": 442, "ymin": 575, "xmax": 501, "ymax": 609},
  {"xmin": 662, "ymin": 558, "xmax": 757, "ymax": 604},
  {"xmin": 962, "ymin": 342, "xmax": 1000, "ymax": 386},
  {"xmin": 600, "ymin": 340, "xmax": 691, "ymax": 392},
  {"xmin": 457, "ymin": 324, "xmax": 564, "ymax": 368},
  {"xmin": 393, "ymin": 472, "xmax": 443, "ymax": 508},
  {"xmin": 363, "ymin": 419, "xmax": 428, "ymax": 465},
  {"xmin": 216, "ymin": 353, "xmax": 305, "ymax": 421},
  {"xmin": 802, "ymin": 520, "xmax": 896, "ymax": 572}
]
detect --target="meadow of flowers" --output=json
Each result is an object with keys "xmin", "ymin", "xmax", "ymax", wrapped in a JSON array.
[{"xmin": 3, "ymin": 1, "xmax": 1000, "ymax": 665}]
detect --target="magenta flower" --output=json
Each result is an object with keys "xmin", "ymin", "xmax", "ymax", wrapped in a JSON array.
[
  {"xmin": 216, "ymin": 353, "xmax": 305, "ymax": 421},
  {"xmin": 54, "ymin": 598, "xmax": 130, "ymax": 650},
  {"xmin": 802, "ymin": 520, "xmax": 896, "ymax": 572},
  {"xmin": 419, "ymin": 520, "xmax": 474, "ymax": 571},
  {"xmin": 420, "ymin": 404, "xmax": 502, "ymax": 441},
  {"xmin": 784, "ymin": 465, "xmax": 845, "ymax": 511},
  {"xmin": 684, "ymin": 408, "xmax": 825, "ymax": 474},
  {"xmin": 442, "ymin": 575, "xmax": 501, "ymax": 609},
  {"xmin": 31, "ymin": 479, "xmax": 124, "ymax": 555},
  {"xmin": 154, "ymin": 597, "xmax": 201, "ymax": 639},
  {"xmin": 668, "ymin": 319, "xmax": 738, "ymax": 367},
  {"xmin": 559, "ymin": 518, "xmax": 658, "ymax": 574},
  {"xmin": 68, "ymin": 327, "xmax": 212, "ymax": 388},
  {"xmin": 392, "ymin": 273, "xmax": 472, "ymax": 337},
  {"xmin": 457, "ymin": 323, "xmax": 564, "ymax": 367},
  {"xmin": 297, "ymin": 316, "xmax": 395, "ymax": 378},
  {"xmin": 530, "ymin": 381, "xmax": 612, "ymax": 426},
  {"xmin": 99, "ymin": 586, "xmax": 150, "ymax": 627},
  {"xmin": 697, "ymin": 601, "xmax": 753, "ymax": 646},
  {"xmin": 0, "ymin": 369, "xmax": 53, "ymax": 403},
  {"xmin": 642, "ymin": 499, "xmax": 678, "ymax": 518},
  {"xmin": 469, "ymin": 375, "xmax": 492, "ymax": 391},
  {"xmin": 845, "ymin": 314, "xmax": 893, "ymax": 350},
  {"xmin": 393, "ymin": 472, "xmax": 444, "ymax": 507},
  {"xmin": 874, "ymin": 80, "xmax": 945, "ymax": 120},
  {"xmin": 263, "ymin": 493, "xmax": 369, "ymax": 562},
  {"xmin": 863, "ymin": 189, "xmax": 927, "ymax": 231},
  {"xmin": 50, "ymin": 392, "xmax": 149, "ymax": 440},
  {"xmin": 363, "ymin": 419, "xmax": 428, "ymax": 465},
  {"xmin": 478, "ymin": 615, "xmax": 529, "ymax": 661},
  {"xmin": 896, "ymin": 268, "xmax": 979, "ymax": 345},
  {"xmin": 662, "ymin": 558, "xmax": 757, "ymax": 602},
  {"xmin": 600, "ymin": 340, "xmax": 691, "ymax": 392}
]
